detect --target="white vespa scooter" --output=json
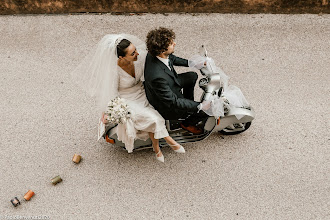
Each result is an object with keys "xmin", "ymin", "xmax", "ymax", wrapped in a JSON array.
[{"xmin": 101, "ymin": 46, "xmax": 255, "ymax": 150}]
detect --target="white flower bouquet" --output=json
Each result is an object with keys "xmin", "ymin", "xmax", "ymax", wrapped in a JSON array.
[{"xmin": 104, "ymin": 97, "xmax": 130, "ymax": 124}]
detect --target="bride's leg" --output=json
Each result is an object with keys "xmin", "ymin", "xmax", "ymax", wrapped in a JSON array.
[
  {"xmin": 164, "ymin": 136, "xmax": 181, "ymax": 150},
  {"xmin": 149, "ymin": 133, "xmax": 162, "ymax": 157}
]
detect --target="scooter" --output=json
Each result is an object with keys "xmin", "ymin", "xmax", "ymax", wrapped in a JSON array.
[{"xmin": 102, "ymin": 46, "xmax": 255, "ymax": 150}]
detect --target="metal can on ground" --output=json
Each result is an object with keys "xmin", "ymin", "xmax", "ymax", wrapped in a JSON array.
[
  {"xmin": 72, "ymin": 154, "xmax": 82, "ymax": 164},
  {"xmin": 51, "ymin": 175, "xmax": 62, "ymax": 185},
  {"xmin": 24, "ymin": 190, "xmax": 35, "ymax": 201},
  {"xmin": 11, "ymin": 197, "xmax": 20, "ymax": 207}
]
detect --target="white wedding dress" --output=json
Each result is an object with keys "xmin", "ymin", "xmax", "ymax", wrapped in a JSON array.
[
  {"xmin": 116, "ymin": 60, "xmax": 169, "ymax": 153},
  {"xmin": 70, "ymin": 34, "xmax": 166, "ymax": 153}
]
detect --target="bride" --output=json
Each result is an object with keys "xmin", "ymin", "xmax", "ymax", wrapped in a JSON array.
[{"xmin": 71, "ymin": 34, "xmax": 185, "ymax": 162}]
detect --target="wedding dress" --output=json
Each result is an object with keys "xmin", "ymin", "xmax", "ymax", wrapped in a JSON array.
[
  {"xmin": 70, "ymin": 34, "xmax": 169, "ymax": 153},
  {"xmin": 116, "ymin": 59, "xmax": 169, "ymax": 153}
]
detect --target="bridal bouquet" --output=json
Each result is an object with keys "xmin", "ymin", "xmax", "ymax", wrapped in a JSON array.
[{"xmin": 104, "ymin": 97, "xmax": 130, "ymax": 124}]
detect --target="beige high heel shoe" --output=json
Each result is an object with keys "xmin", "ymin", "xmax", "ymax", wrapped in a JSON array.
[
  {"xmin": 168, "ymin": 143, "xmax": 185, "ymax": 153},
  {"xmin": 155, "ymin": 150, "xmax": 164, "ymax": 163}
]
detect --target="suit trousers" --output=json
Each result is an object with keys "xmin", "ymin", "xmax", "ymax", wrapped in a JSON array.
[
  {"xmin": 177, "ymin": 71, "xmax": 209, "ymax": 127},
  {"xmin": 177, "ymin": 71, "xmax": 198, "ymax": 100}
]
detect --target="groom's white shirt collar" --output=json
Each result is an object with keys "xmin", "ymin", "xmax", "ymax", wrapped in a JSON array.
[{"xmin": 156, "ymin": 56, "xmax": 171, "ymax": 70}]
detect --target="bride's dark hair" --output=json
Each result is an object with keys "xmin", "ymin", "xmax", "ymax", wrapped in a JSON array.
[
  {"xmin": 146, "ymin": 27, "xmax": 175, "ymax": 57},
  {"xmin": 116, "ymin": 39, "xmax": 131, "ymax": 58}
]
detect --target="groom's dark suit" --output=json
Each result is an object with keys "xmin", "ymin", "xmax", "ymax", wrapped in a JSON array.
[{"xmin": 144, "ymin": 53, "xmax": 206, "ymax": 127}]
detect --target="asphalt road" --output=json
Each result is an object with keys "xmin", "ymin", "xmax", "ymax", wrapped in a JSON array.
[{"xmin": 0, "ymin": 13, "xmax": 329, "ymax": 219}]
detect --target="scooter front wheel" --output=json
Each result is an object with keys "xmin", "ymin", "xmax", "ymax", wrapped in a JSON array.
[{"xmin": 219, "ymin": 122, "xmax": 251, "ymax": 135}]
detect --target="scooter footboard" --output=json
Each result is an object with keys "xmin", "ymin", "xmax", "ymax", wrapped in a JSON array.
[
  {"xmin": 105, "ymin": 117, "xmax": 217, "ymax": 149},
  {"xmin": 214, "ymin": 107, "xmax": 255, "ymax": 131}
]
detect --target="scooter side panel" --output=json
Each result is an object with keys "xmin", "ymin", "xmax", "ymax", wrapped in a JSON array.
[{"xmin": 214, "ymin": 107, "xmax": 256, "ymax": 131}]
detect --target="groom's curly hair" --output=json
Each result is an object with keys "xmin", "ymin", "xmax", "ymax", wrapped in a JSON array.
[{"xmin": 146, "ymin": 27, "xmax": 176, "ymax": 57}]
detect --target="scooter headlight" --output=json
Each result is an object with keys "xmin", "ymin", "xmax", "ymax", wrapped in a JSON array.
[{"xmin": 199, "ymin": 78, "xmax": 208, "ymax": 90}]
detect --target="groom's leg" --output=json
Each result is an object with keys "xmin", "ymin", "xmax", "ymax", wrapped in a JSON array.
[
  {"xmin": 182, "ymin": 111, "xmax": 208, "ymax": 127},
  {"xmin": 177, "ymin": 71, "xmax": 198, "ymax": 100},
  {"xmin": 180, "ymin": 110, "xmax": 208, "ymax": 134}
]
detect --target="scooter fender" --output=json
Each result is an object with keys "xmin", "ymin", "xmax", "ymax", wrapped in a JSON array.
[{"xmin": 214, "ymin": 107, "xmax": 256, "ymax": 131}]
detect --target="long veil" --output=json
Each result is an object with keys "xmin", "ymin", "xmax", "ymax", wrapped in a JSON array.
[{"xmin": 70, "ymin": 34, "xmax": 147, "ymax": 116}]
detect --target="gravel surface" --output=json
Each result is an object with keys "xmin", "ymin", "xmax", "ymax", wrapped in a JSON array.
[{"xmin": 0, "ymin": 13, "xmax": 329, "ymax": 219}]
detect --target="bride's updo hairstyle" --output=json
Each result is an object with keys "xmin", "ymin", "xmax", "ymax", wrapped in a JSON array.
[
  {"xmin": 116, "ymin": 39, "xmax": 131, "ymax": 58},
  {"xmin": 146, "ymin": 27, "xmax": 175, "ymax": 57}
]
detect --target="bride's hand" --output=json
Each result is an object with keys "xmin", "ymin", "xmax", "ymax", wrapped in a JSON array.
[{"xmin": 101, "ymin": 112, "xmax": 109, "ymax": 124}]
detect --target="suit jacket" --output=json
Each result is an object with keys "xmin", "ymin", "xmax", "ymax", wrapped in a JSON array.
[{"xmin": 144, "ymin": 53, "xmax": 199, "ymax": 120}]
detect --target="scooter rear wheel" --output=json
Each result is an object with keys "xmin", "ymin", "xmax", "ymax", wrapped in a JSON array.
[{"xmin": 219, "ymin": 122, "xmax": 251, "ymax": 135}]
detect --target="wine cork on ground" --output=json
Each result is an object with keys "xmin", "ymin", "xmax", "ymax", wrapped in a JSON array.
[
  {"xmin": 72, "ymin": 154, "xmax": 82, "ymax": 164},
  {"xmin": 51, "ymin": 175, "xmax": 62, "ymax": 185},
  {"xmin": 24, "ymin": 190, "xmax": 35, "ymax": 201}
]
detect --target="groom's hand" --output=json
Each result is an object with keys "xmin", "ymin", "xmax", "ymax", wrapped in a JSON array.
[
  {"xmin": 188, "ymin": 55, "xmax": 208, "ymax": 70},
  {"xmin": 198, "ymin": 100, "xmax": 212, "ymax": 111}
]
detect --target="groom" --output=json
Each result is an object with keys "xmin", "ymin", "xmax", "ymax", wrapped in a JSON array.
[{"xmin": 144, "ymin": 27, "xmax": 209, "ymax": 135}]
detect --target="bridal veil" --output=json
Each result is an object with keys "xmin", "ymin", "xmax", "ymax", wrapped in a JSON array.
[{"xmin": 71, "ymin": 34, "xmax": 147, "ymax": 116}]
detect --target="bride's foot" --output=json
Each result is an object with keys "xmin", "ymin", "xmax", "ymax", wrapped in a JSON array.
[
  {"xmin": 168, "ymin": 143, "xmax": 185, "ymax": 153},
  {"xmin": 155, "ymin": 150, "xmax": 164, "ymax": 163}
]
